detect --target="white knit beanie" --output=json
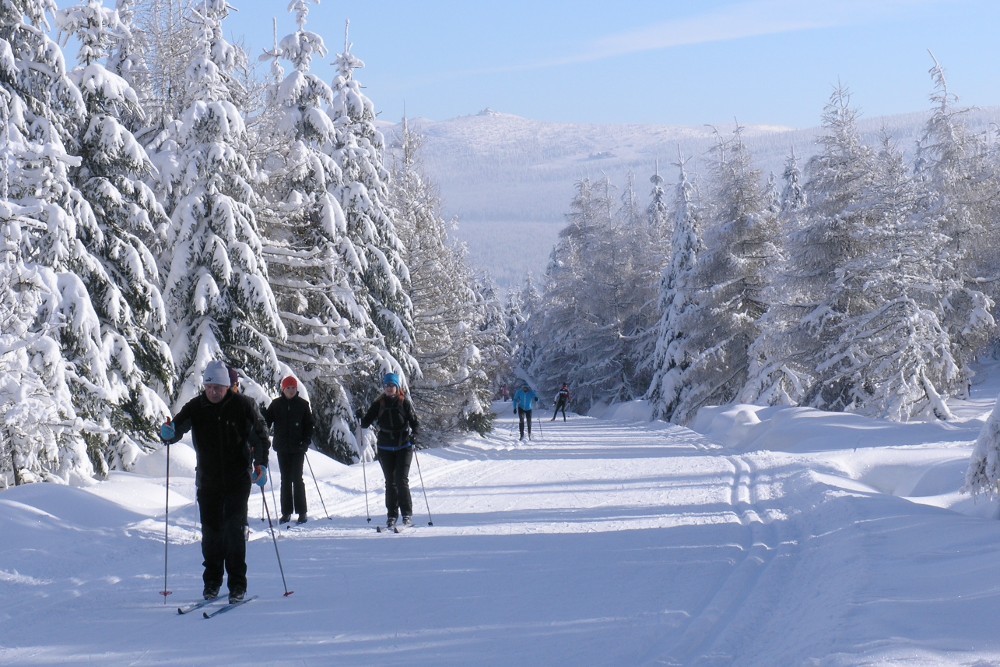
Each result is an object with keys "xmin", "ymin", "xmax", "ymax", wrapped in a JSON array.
[{"xmin": 203, "ymin": 360, "xmax": 230, "ymax": 386}]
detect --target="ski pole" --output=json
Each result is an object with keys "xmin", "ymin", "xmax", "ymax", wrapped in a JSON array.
[
  {"xmin": 258, "ymin": 485, "xmax": 293, "ymax": 597},
  {"xmin": 304, "ymin": 451, "xmax": 330, "ymax": 520},
  {"xmin": 258, "ymin": 468, "xmax": 266, "ymax": 521},
  {"xmin": 413, "ymin": 448, "xmax": 434, "ymax": 526},
  {"xmin": 160, "ymin": 434, "xmax": 172, "ymax": 602},
  {"xmin": 269, "ymin": 465, "xmax": 279, "ymax": 517},
  {"xmin": 358, "ymin": 423, "xmax": 371, "ymax": 522},
  {"xmin": 362, "ymin": 455, "xmax": 371, "ymax": 522}
]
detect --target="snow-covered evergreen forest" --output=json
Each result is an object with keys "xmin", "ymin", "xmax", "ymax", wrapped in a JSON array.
[
  {"xmin": 5, "ymin": 0, "xmax": 1000, "ymax": 490},
  {"xmin": 0, "ymin": 0, "xmax": 507, "ymax": 485},
  {"xmin": 507, "ymin": 65, "xmax": 1000, "ymax": 430}
]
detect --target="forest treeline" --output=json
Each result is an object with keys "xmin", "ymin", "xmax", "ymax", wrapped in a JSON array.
[
  {"xmin": 1, "ymin": 0, "xmax": 508, "ymax": 484},
  {"xmin": 4, "ymin": 1, "xmax": 997, "ymax": 486},
  {"xmin": 510, "ymin": 61, "xmax": 998, "ymax": 426}
]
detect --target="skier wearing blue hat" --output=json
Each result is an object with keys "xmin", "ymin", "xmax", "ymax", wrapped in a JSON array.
[{"xmin": 358, "ymin": 372, "xmax": 420, "ymax": 529}]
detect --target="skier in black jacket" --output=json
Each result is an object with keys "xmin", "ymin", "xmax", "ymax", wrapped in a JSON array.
[
  {"xmin": 358, "ymin": 372, "xmax": 420, "ymax": 530},
  {"xmin": 160, "ymin": 360, "xmax": 270, "ymax": 603},
  {"xmin": 551, "ymin": 383, "xmax": 570, "ymax": 421},
  {"xmin": 265, "ymin": 376, "xmax": 314, "ymax": 525}
]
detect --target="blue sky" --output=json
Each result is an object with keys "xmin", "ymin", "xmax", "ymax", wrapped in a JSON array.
[{"xmin": 227, "ymin": 0, "xmax": 998, "ymax": 129}]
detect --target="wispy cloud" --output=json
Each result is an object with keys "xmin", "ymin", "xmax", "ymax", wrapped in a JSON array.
[
  {"xmin": 397, "ymin": 0, "xmax": 947, "ymax": 86},
  {"xmin": 533, "ymin": 0, "xmax": 945, "ymax": 69}
]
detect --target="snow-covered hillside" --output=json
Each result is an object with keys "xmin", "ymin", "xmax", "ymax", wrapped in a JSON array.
[
  {"xmin": 392, "ymin": 107, "xmax": 1000, "ymax": 289},
  {"xmin": 4, "ymin": 363, "xmax": 1000, "ymax": 665}
]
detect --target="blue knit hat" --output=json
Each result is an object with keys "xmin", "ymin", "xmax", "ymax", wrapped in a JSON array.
[{"xmin": 383, "ymin": 372, "xmax": 400, "ymax": 387}]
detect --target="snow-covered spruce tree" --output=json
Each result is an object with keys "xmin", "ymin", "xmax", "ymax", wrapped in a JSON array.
[
  {"xmin": 913, "ymin": 56, "xmax": 995, "ymax": 388},
  {"xmin": 816, "ymin": 134, "xmax": 959, "ymax": 419},
  {"xmin": 0, "ymin": 241, "xmax": 92, "ymax": 487},
  {"xmin": 328, "ymin": 22, "xmax": 417, "ymax": 397},
  {"xmin": 56, "ymin": 0, "xmax": 175, "ymax": 469},
  {"xmin": 962, "ymin": 393, "xmax": 1000, "ymax": 499},
  {"xmin": 119, "ymin": 0, "xmax": 201, "ymax": 146},
  {"xmin": 104, "ymin": 0, "xmax": 153, "ymax": 141},
  {"xmin": 771, "ymin": 86, "xmax": 879, "ymax": 411},
  {"xmin": 611, "ymin": 171, "xmax": 670, "ymax": 403},
  {"xmin": 388, "ymin": 120, "xmax": 501, "ymax": 436},
  {"xmin": 632, "ymin": 166, "xmax": 675, "ymax": 391},
  {"xmin": 254, "ymin": 0, "xmax": 368, "ymax": 462},
  {"xmin": 766, "ymin": 85, "xmax": 969, "ymax": 420},
  {"xmin": 646, "ymin": 160, "xmax": 704, "ymax": 421},
  {"xmin": 473, "ymin": 274, "xmax": 514, "ymax": 406},
  {"xmin": 662, "ymin": 126, "xmax": 779, "ymax": 424},
  {"xmin": 507, "ymin": 275, "xmax": 541, "ymax": 385},
  {"xmin": 527, "ymin": 177, "xmax": 625, "ymax": 412},
  {"xmin": 0, "ymin": 0, "xmax": 118, "ymax": 482},
  {"xmin": 779, "ymin": 148, "xmax": 807, "ymax": 214},
  {"xmin": 740, "ymin": 150, "xmax": 806, "ymax": 407},
  {"xmin": 762, "ymin": 171, "xmax": 781, "ymax": 218},
  {"xmin": 152, "ymin": 0, "xmax": 284, "ymax": 408}
]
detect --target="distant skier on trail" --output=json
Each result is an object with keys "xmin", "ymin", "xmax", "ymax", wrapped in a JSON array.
[
  {"xmin": 159, "ymin": 360, "xmax": 271, "ymax": 604},
  {"xmin": 512, "ymin": 382, "xmax": 539, "ymax": 441},
  {"xmin": 358, "ymin": 373, "xmax": 421, "ymax": 530},
  {"xmin": 551, "ymin": 383, "xmax": 570, "ymax": 421}
]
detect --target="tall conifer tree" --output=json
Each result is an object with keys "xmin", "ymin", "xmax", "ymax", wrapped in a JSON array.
[
  {"xmin": 328, "ymin": 23, "xmax": 416, "ymax": 395},
  {"xmin": 389, "ymin": 120, "xmax": 501, "ymax": 435},
  {"xmin": 153, "ymin": 0, "xmax": 284, "ymax": 407},
  {"xmin": 57, "ymin": 0, "xmax": 174, "ymax": 469},
  {"xmin": 646, "ymin": 161, "xmax": 703, "ymax": 420},
  {"xmin": 663, "ymin": 126, "xmax": 778, "ymax": 424},
  {"xmin": 257, "ymin": 0, "xmax": 370, "ymax": 461},
  {"xmin": 0, "ymin": 0, "xmax": 114, "ymax": 481}
]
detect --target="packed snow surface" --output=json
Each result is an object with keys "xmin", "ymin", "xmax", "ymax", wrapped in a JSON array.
[{"xmin": 4, "ymin": 366, "xmax": 1000, "ymax": 665}]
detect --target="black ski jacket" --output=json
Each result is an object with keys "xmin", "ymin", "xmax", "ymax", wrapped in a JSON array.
[
  {"xmin": 265, "ymin": 394, "xmax": 314, "ymax": 453},
  {"xmin": 165, "ymin": 390, "xmax": 270, "ymax": 489},
  {"xmin": 360, "ymin": 395, "xmax": 419, "ymax": 451}
]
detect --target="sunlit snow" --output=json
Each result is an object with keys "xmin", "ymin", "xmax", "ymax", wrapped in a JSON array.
[{"xmin": 4, "ymin": 364, "xmax": 1000, "ymax": 665}]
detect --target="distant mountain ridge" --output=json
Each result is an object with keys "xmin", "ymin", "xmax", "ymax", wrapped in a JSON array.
[{"xmin": 384, "ymin": 106, "xmax": 1000, "ymax": 290}]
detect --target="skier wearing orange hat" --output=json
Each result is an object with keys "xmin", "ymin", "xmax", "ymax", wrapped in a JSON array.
[{"xmin": 265, "ymin": 375, "xmax": 314, "ymax": 524}]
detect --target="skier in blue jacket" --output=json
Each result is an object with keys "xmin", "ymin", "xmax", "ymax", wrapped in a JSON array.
[{"xmin": 512, "ymin": 383, "xmax": 539, "ymax": 441}]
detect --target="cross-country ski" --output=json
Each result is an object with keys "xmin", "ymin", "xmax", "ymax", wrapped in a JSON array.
[
  {"xmin": 176, "ymin": 597, "xmax": 219, "ymax": 615},
  {"xmin": 202, "ymin": 595, "xmax": 258, "ymax": 619}
]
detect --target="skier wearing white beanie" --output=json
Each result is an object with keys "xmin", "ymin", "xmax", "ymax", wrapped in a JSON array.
[{"xmin": 159, "ymin": 359, "xmax": 271, "ymax": 603}]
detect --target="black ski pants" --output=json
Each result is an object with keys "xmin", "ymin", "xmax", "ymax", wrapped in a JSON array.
[
  {"xmin": 517, "ymin": 407, "xmax": 533, "ymax": 438},
  {"xmin": 378, "ymin": 447, "xmax": 413, "ymax": 520},
  {"xmin": 277, "ymin": 450, "xmax": 307, "ymax": 517},
  {"xmin": 197, "ymin": 481, "xmax": 251, "ymax": 594}
]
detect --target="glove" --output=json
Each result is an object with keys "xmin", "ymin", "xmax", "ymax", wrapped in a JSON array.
[
  {"xmin": 160, "ymin": 419, "xmax": 175, "ymax": 441},
  {"xmin": 354, "ymin": 407, "xmax": 364, "ymax": 421},
  {"xmin": 251, "ymin": 464, "xmax": 268, "ymax": 488}
]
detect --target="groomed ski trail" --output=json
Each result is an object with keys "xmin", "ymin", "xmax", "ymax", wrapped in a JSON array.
[{"xmin": 270, "ymin": 408, "xmax": 833, "ymax": 665}]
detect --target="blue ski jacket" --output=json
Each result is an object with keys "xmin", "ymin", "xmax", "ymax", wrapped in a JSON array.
[{"xmin": 512, "ymin": 387, "xmax": 538, "ymax": 411}]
